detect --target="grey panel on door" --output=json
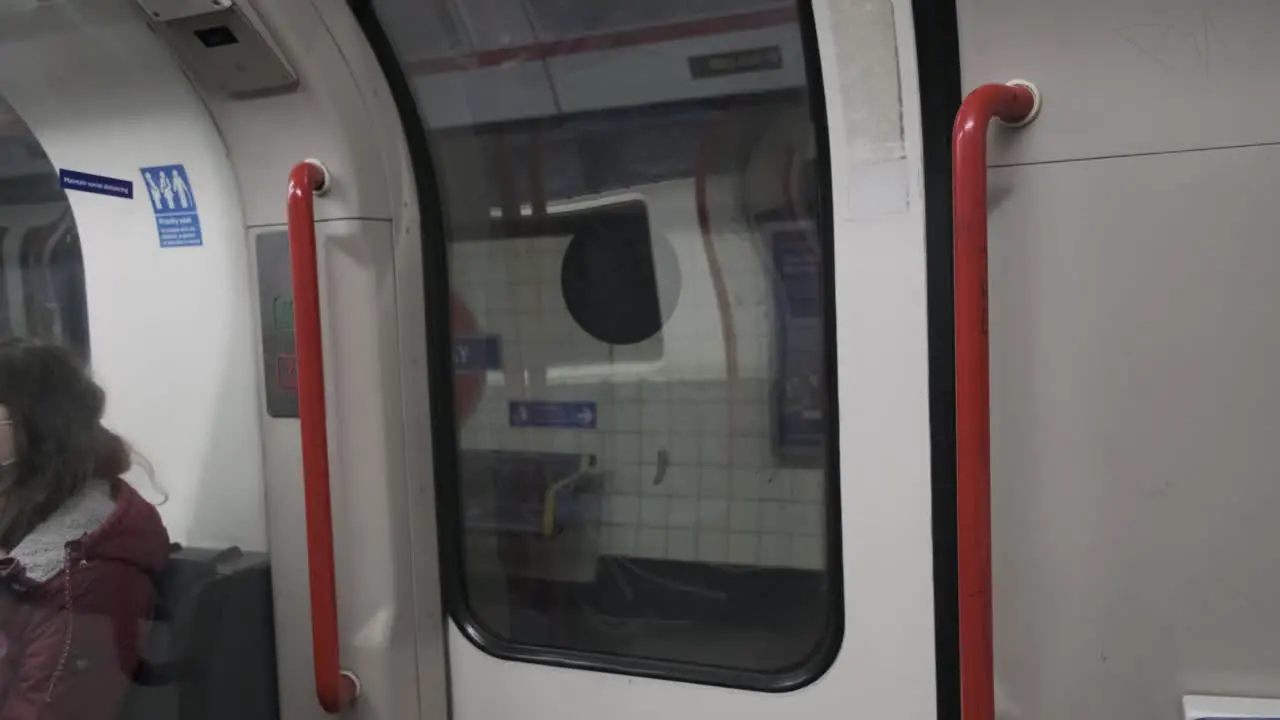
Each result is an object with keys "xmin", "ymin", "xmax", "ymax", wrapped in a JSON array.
[
  {"xmin": 958, "ymin": 0, "xmax": 1280, "ymax": 166},
  {"xmin": 256, "ymin": 230, "xmax": 298, "ymax": 418},
  {"xmin": 987, "ymin": 146, "xmax": 1280, "ymax": 718}
]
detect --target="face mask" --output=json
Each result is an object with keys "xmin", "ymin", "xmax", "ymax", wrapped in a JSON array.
[{"xmin": 0, "ymin": 419, "xmax": 14, "ymax": 469}]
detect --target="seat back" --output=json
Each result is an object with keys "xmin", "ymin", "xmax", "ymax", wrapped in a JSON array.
[{"xmin": 121, "ymin": 546, "xmax": 278, "ymax": 720}]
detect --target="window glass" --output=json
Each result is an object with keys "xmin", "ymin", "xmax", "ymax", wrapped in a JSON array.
[
  {"xmin": 0, "ymin": 96, "xmax": 89, "ymax": 356},
  {"xmin": 370, "ymin": 0, "xmax": 838, "ymax": 682}
]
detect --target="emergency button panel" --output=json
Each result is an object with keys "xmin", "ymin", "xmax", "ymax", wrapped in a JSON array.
[{"xmin": 255, "ymin": 230, "xmax": 298, "ymax": 418}]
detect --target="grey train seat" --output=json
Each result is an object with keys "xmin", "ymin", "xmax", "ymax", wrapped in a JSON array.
[{"xmin": 121, "ymin": 546, "xmax": 278, "ymax": 720}]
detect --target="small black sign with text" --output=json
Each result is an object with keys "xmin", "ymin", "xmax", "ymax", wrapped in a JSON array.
[{"xmin": 689, "ymin": 45, "xmax": 783, "ymax": 79}]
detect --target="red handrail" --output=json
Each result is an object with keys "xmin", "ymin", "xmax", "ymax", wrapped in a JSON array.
[
  {"xmin": 287, "ymin": 160, "xmax": 360, "ymax": 714},
  {"xmin": 953, "ymin": 81, "xmax": 1039, "ymax": 720}
]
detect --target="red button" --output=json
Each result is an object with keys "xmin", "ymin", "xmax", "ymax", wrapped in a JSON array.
[{"xmin": 276, "ymin": 354, "xmax": 298, "ymax": 393}]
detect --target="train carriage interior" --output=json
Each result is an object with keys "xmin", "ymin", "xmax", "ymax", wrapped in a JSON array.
[{"xmin": 4, "ymin": 0, "xmax": 1280, "ymax": 719}]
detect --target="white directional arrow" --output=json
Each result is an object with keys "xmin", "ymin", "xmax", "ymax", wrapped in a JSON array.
[{"xmin": 576, "ymin": 407, "xmax": 595, "ymax": 426}]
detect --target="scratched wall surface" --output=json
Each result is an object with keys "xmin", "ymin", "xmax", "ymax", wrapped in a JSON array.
[
  {"xmin": 959, "ymin": 0, "xmax": 1280, "ymax": 166},
  {"xmin": 958, "ymin": 0, "xmax": 1280, "ymax": 717}
]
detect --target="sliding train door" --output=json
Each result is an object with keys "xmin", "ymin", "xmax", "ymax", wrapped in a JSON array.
[{"xmin": 355, "ymin": 0, "xmax": 941, "ymax": 716}]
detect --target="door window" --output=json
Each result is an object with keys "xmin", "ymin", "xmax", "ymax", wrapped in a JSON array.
[{"xmin": 365, "ymin": 0, "xmax": 839, "ymax": 688}]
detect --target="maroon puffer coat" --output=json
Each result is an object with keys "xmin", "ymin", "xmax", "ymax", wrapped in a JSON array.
[{"xmin": 0, "ymin": 479, "xmax": 169, "ymax": 719}]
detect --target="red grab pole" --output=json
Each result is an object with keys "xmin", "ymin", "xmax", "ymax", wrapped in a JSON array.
[
  {"xmin": 287, "ymin": 160, "xmax": 360, "ymax": 714},
  {"xmin": 953, "ymin": 80, "xmax": 1040, "ymax": 720}
]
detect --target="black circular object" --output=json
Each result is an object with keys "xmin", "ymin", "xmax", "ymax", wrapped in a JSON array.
[{"xmin": 561, "ymin": 222, "xmax": 681, "ymax": 346}]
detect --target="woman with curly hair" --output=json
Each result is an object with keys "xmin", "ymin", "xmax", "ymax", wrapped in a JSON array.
[{"xmin": 0, "ymin": 338, "xmax": 169, "ymax": 719}]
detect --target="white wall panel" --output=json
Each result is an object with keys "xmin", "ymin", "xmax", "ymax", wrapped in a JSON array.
[
  {"xmin": 986, "ymin": 143, "xmax": 1280, "ymax": 720},
  {"xmin": 0, "ymin": 0, "xmax": 266, "ymax": 551},
  {"xmin": 960, "ymin": 0, "xmax": 1280, "ymax": 166}
]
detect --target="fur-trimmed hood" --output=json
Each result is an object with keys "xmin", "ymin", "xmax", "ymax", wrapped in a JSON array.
[{"xmin": 0, "ymin": 479, "xmax": 168, "ymax": 585}]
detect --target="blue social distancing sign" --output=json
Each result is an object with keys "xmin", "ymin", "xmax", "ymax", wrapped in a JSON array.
[
  {"xmin": 58, "ymin": 169, "xmax": 133, "ymax": 199},
  {"xmin": 140, "ymin": 164, "xmax": 202, "ymax": 248}
]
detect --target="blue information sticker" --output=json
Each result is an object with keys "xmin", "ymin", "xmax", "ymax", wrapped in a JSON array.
[
  {"xmin": 58, "ymin": 169, "xmax": 133, "ymax": 199},
  {"xmin": 509, "ymin": 401, "xmax": 597, "ymax": 430},
  {"xmin": 454, "ymin": 335, "xmax": 503, "ymax": 372},
  {"xmin": 140, "ymin": 164, "xmax": 202, "ymax": 248}
]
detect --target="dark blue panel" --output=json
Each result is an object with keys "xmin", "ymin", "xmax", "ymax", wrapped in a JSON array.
[
  {"xmin": 454, "ymin": 335, "xmax": 503, "ymax": 372},
  {"xmin": 509, "ymin": 400, "xmax": 597, "ymax": 429},
  {"xmin": 58, "ymin": 169, "xmax": 133, "ymax": 199}
]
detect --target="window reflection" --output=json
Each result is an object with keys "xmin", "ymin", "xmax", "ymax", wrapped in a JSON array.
[
  {"xmin": 0, "ymin": 96, "xmax": 89, "ymax": 357},
  {"xmin": 373, "ymin": 0, "xmax": 837, "ymax": 681}
]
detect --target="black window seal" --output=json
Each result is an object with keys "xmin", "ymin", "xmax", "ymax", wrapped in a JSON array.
[
  {"xmin": 351, "ymin": 0, "xmax": 843, "ymax": 692},
  {"xmin": 911, "ymin": 0, "xmax": 962, "ymax": 717}
]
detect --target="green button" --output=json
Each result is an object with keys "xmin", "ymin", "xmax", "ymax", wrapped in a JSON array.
[{"xmin": 273, "ymin": 296, "xmax": 294, "ymax": 331}]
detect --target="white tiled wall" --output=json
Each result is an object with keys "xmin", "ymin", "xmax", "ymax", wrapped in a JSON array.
[{"xmin": 452, "ymin": 179, "xmax": 826, "ymax": 570}]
